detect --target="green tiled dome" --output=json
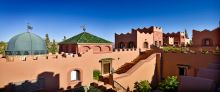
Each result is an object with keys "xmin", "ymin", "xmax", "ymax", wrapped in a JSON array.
[{"xmin": 6, "ymin": 32, "xmax": 48, "ymax": 55}]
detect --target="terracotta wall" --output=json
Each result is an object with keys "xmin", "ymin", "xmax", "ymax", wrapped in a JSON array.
[
  {"xmin": 162, "ymin": 53, "xmax": 220, "ymax": 78},
  {"xmin": 114, "ymin": 53, "xmax": 160, "ymax": 90},
  {"xmin": 136, "ymin": 31, "xmax": 153, "ymax": 50},
  {"xmin": 192, "ymin": 28, "xmax": 220, "ymax": 47},
  {"xmin": 0, "ymin": 49, "xmax": 139, "ymax": 90},
  {"xmin": 78, "ymin": 44, "xmax": 112, "ymax": 54},
  {"xmin": 115, "ymin": 30, "xmax": 137, "ymax": 49}
]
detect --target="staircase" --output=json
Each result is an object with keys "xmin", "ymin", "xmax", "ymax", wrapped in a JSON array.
[{"xmin": 115, "ymin": 50, "xmax": 155, "ymax": 74}]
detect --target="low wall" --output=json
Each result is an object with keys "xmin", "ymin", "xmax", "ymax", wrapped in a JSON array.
[{"xmin": 162, "ymin": 53, "xmax": 220, "ymax": 78}]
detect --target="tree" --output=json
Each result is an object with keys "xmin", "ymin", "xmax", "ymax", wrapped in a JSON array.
[
  {"xmin": 0, "ymin": 41, "xmax": 7, "ymax": 55},
  {"xmin": 63, "ymin": 36, "xmax": 67, "ymax": 41},
  {"xmin": 134, "ymin": 80, "xmax": 151, "ymax": 92},
  {"xmin": 50, "ymin": 40, "xmax": 58, "ymax": 54},
  {"xmin": 185, "ymin": 29, "xmax": 189, "ymax": 39},
  {"xmin": 45, "ymin": 34, "xmax": 50, "ymax": 49},
  {"xmin": 159, "ymin": 76, "xmax": 179, "ymax": 92}
]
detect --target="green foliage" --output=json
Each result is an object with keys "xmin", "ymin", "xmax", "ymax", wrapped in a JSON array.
[
  {"xmin": 134, "ymin": 80, "xmax": 152, "ymax": 92},
  {"xmin": 45, "ymin": 33, "xmax": 50, "ymax": 49},
  {"xmin": 0, "ymin": 41, "xmax": 7, "ymax": 55},
  {"xmin": 88, "ymin": 86, "xmax": 102, "ymax": 92},
  {"xmin": 93, "ymin": 70, "xmax": 101, "ymax": 80},
  {"xmin": 159, "ymin": 76, "xmax": 179, "ymax": 92},
  {"xmin": 162, "ymin": 46, "xmax": 188, "ymax": 53},
  {"xmin": 50, "ymin": 40, "xmax": 58, "ymax": 54}
]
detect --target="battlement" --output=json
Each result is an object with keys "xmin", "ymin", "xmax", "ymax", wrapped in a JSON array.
[
  {"xmin": 0, "ymin": 48, "xmax": 142, "ymax": 62},
  {"xmin": 0, "ymin": 49, "xmax": 94, "ymax": 62},
  {"xmin": 115, "ymin": 26, "xmax": 163, "ymax": 36},
  {"xmin": 112, "ymin": 48, "xmax": 138, "ymax": 52}
]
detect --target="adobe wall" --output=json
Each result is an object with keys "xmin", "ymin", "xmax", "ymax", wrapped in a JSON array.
[
  {"xmin": 114, "ymin": 53, "xmax": 160, "ymax": 90},
  {"xmin": 115, "ymin": 30, "xmax": 137, "ymax": 49},
  {"xmin": 192, "ymin": 28, "xmax": 220, "ymax": 47},
  {"xmin": 152, "ymin": 27, "xmax": 163, "ymax": 46},
  {"xmin": 162, "ymin": 53, "xmax": 220, "ymax": 78},
  {"xmin": 78, "ymin": 44, "xmax": 112, "ymax": 54},
  {"xmin": 0, "ymin": 49, "xmax": 140, "ymax": 90},
  {"xmin": 136, "ymin": 31, "xmax": 153, "ymax": 50},
  {"xmin": 163, "ymin": 32, "xmax": 186, "ymax": 45}
]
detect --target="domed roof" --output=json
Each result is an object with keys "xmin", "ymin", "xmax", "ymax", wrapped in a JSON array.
[{"xmin": 6, "ymin": 32, "xmax": 48, "ymax": 55}]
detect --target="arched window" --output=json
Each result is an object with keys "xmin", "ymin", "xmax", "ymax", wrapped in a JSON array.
[
  {"xmin": 128, "ymin": 42, "xmax": 135, "ymax": 48},
  {"xmin": 119, "ymin": 42, "xmax": 125, "ymax": 48},
  {"xmin": 70, "ymin": 70, "xmax": 80, "ymax": 81},
  {"xmin": 144, "ymin": 42, "xmax": 148, "ymax": 48},
  {"xmin": 202, "ymin": 38, "xmax": 213, "ymax": 46}
]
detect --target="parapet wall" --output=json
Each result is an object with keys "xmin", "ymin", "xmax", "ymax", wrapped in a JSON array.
[{"xmin": 0, "ymin": 48, "xmax": 140, "ymax": 90}]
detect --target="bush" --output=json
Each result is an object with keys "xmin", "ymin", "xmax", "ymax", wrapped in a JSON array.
[
  {"xmin": 88, "ymin": 86, "xmax": 102, "ymax": 92},
  {"xmin": 134, "ymin": 80, "xmax": 152, "ymax": 92},
  {"xmin": 93, "ymin": 70, "xmax": 101, "ymax": 80},
  {"xmin": 159, "ymin": 76, "xmax": 179, "ymax": 92}
]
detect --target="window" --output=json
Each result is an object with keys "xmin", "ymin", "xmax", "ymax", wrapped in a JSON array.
[
  {"xmin": 119, "ymin": 42, "xmax": 125, "ymax": 48},
  {"xmin": 155, "ymin": 41, "xmax": 158, "ymax": 47},
  {"xmin": 179, "ymin": 67, "xmax": 186, "ymax": 76},
  {"xmin": 202, "ymin": 38, "xmax": 212, "ymax": 46},
  {"xmin": 103, "ymin": 63, "xmax": 111, "ymax": 74},
  {"xmin": 70, "ymin": 70, "xmax": 80, "ymax": 81},
  {"xmin": 128, "ymin": 42, "xmax": 134, "ymax": 48},
  {"xmin": 205, "ymin": 39, "xmax": 210, "ymax": 46},
  {"xmin": 144, "ymin": 42, "xmax": 148, "ymax": 48}
]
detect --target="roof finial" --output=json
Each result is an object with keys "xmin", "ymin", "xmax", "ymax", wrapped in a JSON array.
[
  {"xmin": 80, "ymin": 25, "xmax": 86, "ymax": 32},
  {"xmin": 27, "ymin": 23, "xmax": 33, "ymax": 32}
]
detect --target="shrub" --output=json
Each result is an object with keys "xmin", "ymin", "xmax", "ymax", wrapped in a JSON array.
[
  {"xmin": 134, "ymin": 80, "xmax": 151, "ymax": 92},
  {"xmin": 88, "ymin": 86, "xmax": 102, "ymax": 92},
  {"xmin": 93, "ymin": 70, "xmax": 101, "ymax": 80},
  {"xmin": 159, "ymin": 76, "xmax": 179, "ymax": 92}
]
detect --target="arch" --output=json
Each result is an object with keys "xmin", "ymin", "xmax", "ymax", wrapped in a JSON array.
[
  {"xmin": 144, "ymin": 42, "xmax": 149, "ymax": 48},
  {"xmin": 93, "ymin": 46, "xmax": 102, "ymax": 53},
  {"xmin": 119, "ymin": 42, "xmax": 125, "ymax": 49},
  {"xmin": 81, "ymin": 46, "xmax": 91, "ymax": 53},
  {"xmin": 128, "ymin": 42, "xmax": 135, "ymax": 48},
  {"xmin": 102, "ymin": 46, "xmax": 111, "ymax": 52},
  {"xmin": 70, "ymin": 70, "xmax": 80, "ymax": 81},
  {"xmin": 202, "ymin": 38, "xmax": 213, "ymax": 46}
]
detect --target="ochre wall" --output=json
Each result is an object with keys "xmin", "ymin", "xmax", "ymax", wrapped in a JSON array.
[
  {"xmin": 0, "ymin": 49, "xmax": 139, "ymax": 90},
  {"xmin": 162, "ymin": 53, "xmax": 220, "ymax": 78}
]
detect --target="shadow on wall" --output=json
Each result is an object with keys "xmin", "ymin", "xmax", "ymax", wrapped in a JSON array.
[
  {"xmin": 150, "ymin": 54, "xmax": 161, "ymax": 89},
  {"xmin": 0, "ymin": 72, "xmax": 60, "ymax": 92}
]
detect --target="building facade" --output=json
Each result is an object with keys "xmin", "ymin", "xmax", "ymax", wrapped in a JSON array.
[
  {"xmin": 163, "ymin": 32, "xmax": 190, "ymax": 46},
  {"xmin": 115, "ymin": 26, "xmax": 163, "ymax": 50},
  {"xmin": 192, "ymin": 27, "xmax": 220, "ymax": 51}
]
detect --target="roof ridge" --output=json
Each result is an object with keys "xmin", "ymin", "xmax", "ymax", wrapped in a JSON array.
[{"xmin": 77, "ymin": 32, "xmax": 86, "ymax": 43}]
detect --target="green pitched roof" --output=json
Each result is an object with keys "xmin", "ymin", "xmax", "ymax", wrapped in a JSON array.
[{"xmin": 60, "ymin": 32, "xmax": 112, "ymax": 44}]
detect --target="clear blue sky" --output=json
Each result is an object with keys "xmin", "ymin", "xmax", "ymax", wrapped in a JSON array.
[{"xmin": 0, "ymin": 0, "xmax": 219, "ymax": 42}]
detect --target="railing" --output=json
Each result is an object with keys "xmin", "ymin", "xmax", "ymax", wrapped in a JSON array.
[{"xmin": 113, "ymin": 80, "xmax": 127, "ymax": 92}]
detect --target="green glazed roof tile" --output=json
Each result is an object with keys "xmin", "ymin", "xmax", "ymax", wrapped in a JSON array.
[{"xmin": 60, "ymin": 32, "xmax": 112, "ymax": 44}]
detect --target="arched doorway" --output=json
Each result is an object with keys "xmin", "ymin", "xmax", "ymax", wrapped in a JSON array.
[{"xmin": 144, "ymin": 42, "xmax": 148, "ymax": 48}]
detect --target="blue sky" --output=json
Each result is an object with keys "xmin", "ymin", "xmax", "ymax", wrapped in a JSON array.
[{"xmin": 0, "ymin": 0, "xmax": 219, "ymax": 42}]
